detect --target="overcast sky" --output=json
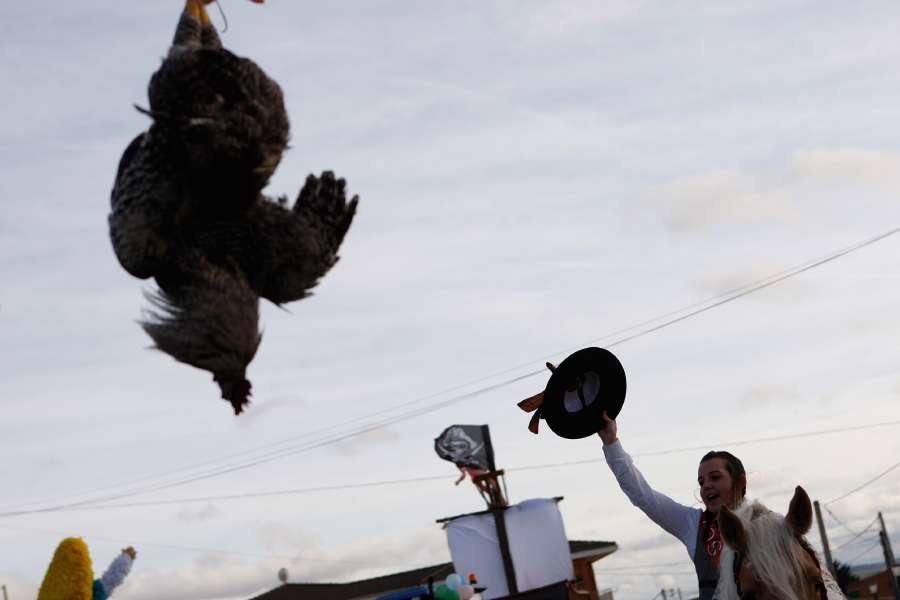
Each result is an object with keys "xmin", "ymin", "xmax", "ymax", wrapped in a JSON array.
[{"xmin": 3, "ymin": 2, "xmax": 900, "ymax": 600}]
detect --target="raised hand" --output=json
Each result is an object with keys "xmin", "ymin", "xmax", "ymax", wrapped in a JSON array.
[{"xmin": 598, "ymin": 410, "xmax": 618, "ymax": 446}]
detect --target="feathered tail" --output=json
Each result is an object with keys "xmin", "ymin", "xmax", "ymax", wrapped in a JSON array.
[{"xmin": 141, "ymin": 254, "xmax": 261, "ymax": 414}]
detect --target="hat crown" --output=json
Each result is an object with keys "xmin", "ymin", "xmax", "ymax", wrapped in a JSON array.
[{"xmin": 543, "ymin": 347, "xmax": 626, "ymax": 439}]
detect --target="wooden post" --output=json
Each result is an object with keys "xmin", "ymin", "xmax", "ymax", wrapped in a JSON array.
[
  {"xmin": 493, "ymin": 508, "xmax": 518, "ymax": 596},
  {"xmin": 482, "ymin": 425, "xmax": 497, "ymax": 472},
  {"xmin": 472, "ymin": 470, "xmax": 508, "ymax": 509},
  {"xmin": 814, "ymin": 501, "xmax": 837, "ymax": 578},
  {"xmin": 877, "ymin": 512, "xmax": 900, "ymax": 600}
]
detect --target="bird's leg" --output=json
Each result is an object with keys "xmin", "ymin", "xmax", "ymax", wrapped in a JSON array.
[
  {"xmin": 171, "ymin": 0, "xmax": 205, "ymax": 49},
  {"xmin": 191, "ymin": 0, "xmax": 232, "ymax": 49},
  {"xmin": 192, "ymin": 0, "xmax": 212, "ymax": 26},
  {"xmin": 171, "ymin": 0, "xmax": 223, "ymax": 50}
]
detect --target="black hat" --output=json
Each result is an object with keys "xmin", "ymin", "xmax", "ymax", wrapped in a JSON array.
[{"xmin": 523, "ymin": 347, "xmax": 626, "ymax": 439}]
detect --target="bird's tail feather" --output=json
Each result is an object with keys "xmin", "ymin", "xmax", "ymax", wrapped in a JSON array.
[{"xmin": 140, "ymin": 255, "xmax": 261, "ymax": 413}]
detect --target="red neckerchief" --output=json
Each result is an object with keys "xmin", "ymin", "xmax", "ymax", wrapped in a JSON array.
[{"xmin": 701, "ymin": 511, "xmax": 724, "ymax": 568}]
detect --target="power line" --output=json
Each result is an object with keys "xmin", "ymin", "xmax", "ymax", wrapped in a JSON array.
[
  {"xmin": 84, "ymin": 416, "xmax": 897, "ymax": 515},
  {"xmin": 825, "ymin": 461, "xmax": 900, "ymax": 505},
  {"xmin": 831, "ymin": 518, "xmax": 880, "ymax": 553},
  {"xmin": 828, "ymin": 529, "xmax": 859, "ymax": 542},
  {"xmin": 510, "ymin": 420, "xmax": 900, "ymax": 466},
  {"xmin": 597, "ymin": 226, "xmax": 900, "ymax": 349},
  {"xmin": 0, "ymin": 524, "xmax": 381, "ymax": 566},
  {"xmin": 844, "ymin": 537, "xmax": 883, "ymax": 565},
  {"xmin": 0, "ymin": 372, "xmax": 540, "ymax": 517},
  {"xmin": 7, "ymin": 225, "xmax": 900, "ymax": 516},
  {"xmin": 824, "ymin": 506, "xmax": 868, "ymax": 538},
  {"xmin": 0, "ymin": 474, "xmax": 454, "ymax": 514},
  {"xmin": 4, "ymin": 418, "xmax": 898, "ymax": 517}
]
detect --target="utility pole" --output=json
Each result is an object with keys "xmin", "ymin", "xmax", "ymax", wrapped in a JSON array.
[
  {"xmin": 877, "ymin": 512, "xmax": 900, "ymax": 600},
  {"xmin": 814, "ymin": 500, "xmax": 837, "ymax": 578}
]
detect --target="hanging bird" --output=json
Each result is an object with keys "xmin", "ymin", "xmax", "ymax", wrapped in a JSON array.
[
  {"xmin": 143, "ymin": 0, "xmax": 288, "ymax": 209},
  {"xmin": 110, "ymin": 0, "xmax": 359, "ymax": 415},
  {"xmin": 110, "ymin": 0, "xmax": 283, "ymax": 281}
]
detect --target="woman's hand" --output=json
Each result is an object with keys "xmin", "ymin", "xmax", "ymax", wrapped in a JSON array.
[
  {"xmin": 598, "ymin": 411, "xmax": 618, "ymax": 446},
  {"xmin": 122, "ymin": 547, "xmax": 137, "ymax": 560}
]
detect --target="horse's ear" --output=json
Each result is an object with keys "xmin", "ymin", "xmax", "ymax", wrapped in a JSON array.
[
  {"xmin": 719, "ymin": 506, "xmax": 748, "ymax": 552},
  {"xmin": 786, "ymin": 486, "xmax": 813, "ymax": 536}
]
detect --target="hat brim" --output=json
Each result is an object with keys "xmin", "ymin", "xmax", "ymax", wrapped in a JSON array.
[{"xmin": 542, "ymin": 347, "xmax": 626, "ymax": 439}]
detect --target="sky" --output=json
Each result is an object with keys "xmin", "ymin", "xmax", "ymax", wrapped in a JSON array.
[{"xmin": 3, "ymin": 2, "xmax": 900, "ymax": 600}]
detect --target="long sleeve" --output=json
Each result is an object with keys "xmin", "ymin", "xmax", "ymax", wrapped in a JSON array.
[
  {"xmin": 603, "ymin": 439, "xmax": 701, "ymax": 556},
  {"xmin": 99, "ymin": 552, "xmax": 134, "ymax": 597}
]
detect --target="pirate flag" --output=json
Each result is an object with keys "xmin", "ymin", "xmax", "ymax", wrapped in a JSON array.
[{"xmin": 434, "ymin": 424, "xmax": 496, "ymax": 472}]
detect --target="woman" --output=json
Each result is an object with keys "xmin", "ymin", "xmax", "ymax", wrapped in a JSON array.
[{"xmin": 599, "ymin": 412, "xmax": 747, "ymax": 600}]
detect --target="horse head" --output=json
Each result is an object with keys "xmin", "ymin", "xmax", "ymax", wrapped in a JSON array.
[{"xmin": 717, "ymin": 486, "xmax": 830, "ymax": 600}]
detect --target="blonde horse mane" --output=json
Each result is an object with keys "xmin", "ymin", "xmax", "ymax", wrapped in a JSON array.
[{"xmin": 716, "ymin": 500, "xmax": 845, "ymax": 600}]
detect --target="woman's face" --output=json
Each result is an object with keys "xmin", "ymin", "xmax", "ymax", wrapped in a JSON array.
[{"xmin": 698, "ymin": 458, "xmax": 735, "ymax": 512}]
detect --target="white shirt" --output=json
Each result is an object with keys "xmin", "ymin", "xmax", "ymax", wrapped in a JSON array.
[{"xmin": 603, "ymin": 439, "xmax": 702, "ymax": 558}]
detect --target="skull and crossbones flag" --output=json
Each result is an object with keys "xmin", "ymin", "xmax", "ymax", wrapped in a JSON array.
[{"xmin": 434, "ymin": 424, "xmax": 496, "ymax": 471}]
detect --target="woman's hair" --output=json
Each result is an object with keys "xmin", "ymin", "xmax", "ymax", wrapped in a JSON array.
[{"xmin": 700, "ymin": 450, "xmax": 747, "ymax": 503}]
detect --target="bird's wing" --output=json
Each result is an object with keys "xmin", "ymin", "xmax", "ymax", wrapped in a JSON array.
[
  {"xmin": 109, "ymin": 131, "xmax": 181, "ymax": 280},
  {"xmin": 240, "ymin": 171, "xmax": 358, "ymax": 305}
]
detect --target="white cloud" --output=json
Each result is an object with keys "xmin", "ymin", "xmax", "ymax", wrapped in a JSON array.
[
  {"xmin": 117, "ymin": 527, "xmax": 448, "ymax": 600},
  {"xmin": 645, "ymin": 168, "xmax": 796, "ymax": 232},
  {"xmin": 332, "ymin": 426, "xmax": 402, "ymax": 457},
  {"xmin": 176, "ymin": 504, "xmax": 222, "ymax": 525},
  {"xmin": 256, "ymin": 522, "xmax": 322, "ymax": 554},
  {"xmin": 121, "ymin": 557, "xmax": 273, "ymax": 600},
  {"xmin": 791, "ymin": 148, "xmax": 900, "ymax": 187},
  {"xmin": 645, "ymin": 146, "xmax": 900, "ymax": 236},
  {"xmin": 736, "ymin": 384, "xmax": 800, "ymax": 413}
]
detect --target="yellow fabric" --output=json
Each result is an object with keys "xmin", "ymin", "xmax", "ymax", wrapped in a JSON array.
[{"xmin": 37, "ymin": 537, "xmax": 94, "ymax": 600}]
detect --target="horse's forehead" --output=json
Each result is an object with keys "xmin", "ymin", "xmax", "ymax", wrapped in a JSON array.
[
  {"xmin": 737, "ymin": 501, "xmax": 773, "ymax": 527},
  {"xmin": 750, "ymin": 504, "xmax": 771, "ymax": 520}
]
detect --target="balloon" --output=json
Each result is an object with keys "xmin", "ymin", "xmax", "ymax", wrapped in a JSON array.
[
  {"xmin": 435, "ymin": 584, "xmax": 460, "ymax": 600},
  {"xmin": 458, "ymin": 584, "xmax": 475, "ymax": 600},
  {"xmin": 445, "ymin": 573, "xmax": 463, "ymax": 591}
]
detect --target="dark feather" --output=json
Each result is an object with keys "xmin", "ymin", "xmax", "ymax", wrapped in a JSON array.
[
  {"xmin": 108, "ymin": 4, "xmax": 358, "ymax": 414},
  {"xmin": 180, "ymin": 171, "xmax": 359, "ymax": 305},
  {"xmin": 147, "ymin": 11, "xmax": 289, "ymax": 207},
  {"xmin": 109, "ymin": 130, "xmax": 181, "ymax": 279},
  {"xmin": 142, "ymin": 253, "xmax": 261, "ymax": 415}
]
